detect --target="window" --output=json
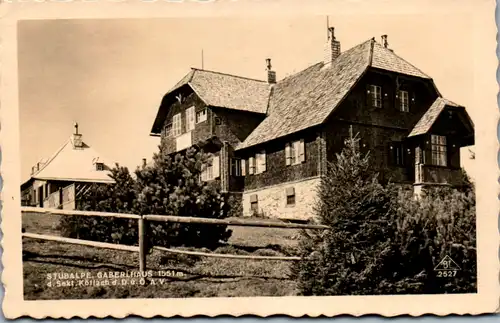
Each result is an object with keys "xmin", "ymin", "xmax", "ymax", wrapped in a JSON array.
[
  {"xmin": 196, "ymin": 109, "xmax": 207, "ymax": 123},
  {"xmin": 201, "ymin": 156, "xmax": 220, "ymax": 181},
  {"xmin": 231, "ymin": 158, "xmax": 242, "ymax": 176},
  {"xmin": 389, "ymin": 142, "xmax": 404, "ymax": 166},
  {"xmin": 286, "ymin": 187, "xmax": 295, "ymax": 206},
  {"xmin": 285, "ymin": 139, "xmax": 305, "ymax": 165},
  {"xmin": 201, "ymin": 160, "xmax": 213, "ymax": 181},
  {"xmin": 172, "ymin": 113, "xmax": 182, "ymax": 136},
  {"xmin": 368, "ymin": 85, "xmax": 382, "ymax": 108},
  {"xmin": 248, "ymin": 156, "xmax": 256, "ymax": 175},
  {"xmin": 431, "ymin": 135, "xmax": 447, "ymax": 166},
  {"xmin": 398, "ymin": 90, "xmax": 409, "ymax": 112},
  {"xmin": 186, "ymin": 106, "xmax": 195, "ymax": 132},
  {"xmin": 164, "ymin": 123, "xmax": 172, "ymax": 137},
  {"xmin": 250, "ymin": 194, "xmax": 258, "ymax": 213},
  {"xmin": 96, "ymin": 162, "xmax": 105, "ymax": 171},
  {"xmin": 256, "ymin": 151, "xmax": 267, "ymax": 174}
]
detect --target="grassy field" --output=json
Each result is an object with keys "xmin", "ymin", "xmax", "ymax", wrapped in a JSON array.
[{"xmin": 22, "ymin": 212, "xmax": 301, "ymax": 300}]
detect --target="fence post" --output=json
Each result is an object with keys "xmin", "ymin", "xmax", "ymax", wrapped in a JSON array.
[{"xmin": 138, "ymin": 216, "xmax": 147, "ymax": 272}]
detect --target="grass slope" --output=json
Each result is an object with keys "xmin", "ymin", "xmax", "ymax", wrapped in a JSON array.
[{"xmin": 22, "ymin": 212, "xmax": 301, "ymax": 299}]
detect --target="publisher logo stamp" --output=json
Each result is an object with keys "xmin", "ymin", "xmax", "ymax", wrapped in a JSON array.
[{"xmin": 434, "ymin": 255, "xmax": 461, "ymax": 278}]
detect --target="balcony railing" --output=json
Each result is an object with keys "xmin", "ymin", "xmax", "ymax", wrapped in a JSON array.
[{"xmin": 414, "ymin": 164, "xmax": 462, "ymax": 186}]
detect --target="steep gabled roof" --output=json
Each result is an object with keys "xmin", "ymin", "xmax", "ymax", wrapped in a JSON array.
[
  {"xmin": 151, "ymin": 69, "xmax": 271, "ymax": 134},
  {"xmin": 237, "ymin": 39, "xmax": 373, "ymax": 150},
  {"xmin": 371, "ymin": 42, "xmax": 430, "ymax": 79},
  {"xmin": 28, "ymin": 136, "xmax": 115, "ymax": 184},
  {"xmin": 408, "ymin": 98, "xmax": 465, "ymax": 137},
  {"xmin": 236, "ymin": 39, "xmax": 436, "ymax": 150},
  {"xmin": 152, "ymin": 37, "xmax": 441, "ymax": 147}
]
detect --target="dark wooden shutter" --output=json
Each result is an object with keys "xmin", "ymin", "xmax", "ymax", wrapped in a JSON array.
[
  {"xmin": 395, "ymin": 90, "xmax": 400, "ymax": 111},
  {"xmin": 448, "ymin": 138, "xmax": 460, "ymax": 168},
  {"xmin": 365, "ymin": 84, "xmax": 372, "ymax": 108},
  {"xmin": 382, "ymin": 90, "xmax": 390, "ymax": 109},
  {"xmin": 410, "ymin": 91, "xmax": 416, "ymax": 112}
]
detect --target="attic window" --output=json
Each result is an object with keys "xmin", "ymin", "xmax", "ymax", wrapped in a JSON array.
[
  {"xmin": 96, "ymin": 162, "xmax": 104, "ymax": 171},
  {"xmin": 196, "ymin": 109, "xmax": 207, "ymax": 124}
]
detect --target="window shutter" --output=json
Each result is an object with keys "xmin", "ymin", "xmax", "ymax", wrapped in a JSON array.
[
  {"xmin": 241, "ymin": 159, "xmax": 246, "ymax": 176},
  {"xmin": 366, "ymin": 84, "xmax": 372, "ymax": 107},
  {"xmin": 285, "ymin": 143, "xmax": 291, "ymax": 165},
  {"xmin": 382, "ymin": 91, "xmax": 389, "ymax": 109},
  {"xmin": 249, "ymin": 157, "xmax": 255, "ymax": 174},
  {"xmin": 298, "ymin": 139, "xmax": 305, "ymax": 163},
  {"xmin": 388, "ymin": 143, "xmax": 395, "ymax": 166},
  {"xmin": 260, "ymin": 150, "xmax": 266, "ymax": 172},
  {"xmin": 213, "ymin": 156, "xmax": 220, "ymax": 178},
  {"xmin": 395, "ymin": 90, "xmax": 400, "ymax": 111},
  {"xmin": 410, "ymin": 92, "xmax": 416, "ymax": 110}
]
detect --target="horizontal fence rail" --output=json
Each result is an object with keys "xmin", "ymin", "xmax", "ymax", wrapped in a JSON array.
[
  {"xmin": 23, "ymin": 232, "xmax": 140, "ymax": 252},
  {"xmin": 22, "ymin": 206, "xmax": 141, "ymax": 220},
  {"xmin": 144, "ymin": 214, "xmax": 330, "ymax": 230},
  {"xmin": 152, "ymin": 246, "xmax": 301, "ymax": 261},
  {"xmin": 22, "ymin": 206, "xmax": 329, "ymax": 270}
]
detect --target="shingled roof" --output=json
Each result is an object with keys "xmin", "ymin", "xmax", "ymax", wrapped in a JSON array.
[
  {"xmin": 371, "ymin": 42, "xmax": 430, "ymax": 79},
  {"xmin": 237, "ymin": 39, "xmax": 373, "ymax": 149},
  {"xmin": 408, "ymin": 98, "xmax": 462, "ymax": 137},
  {"xmin": 151, "ymin": 69, "xmax": 271, "ymax": 134},
  {"xmin": 152, "ymin": 36, "xmax": 440, "ymax": 147},
  {"xmin": 28, "ymin": 136, "xmax": 115, "ymax": 184}
]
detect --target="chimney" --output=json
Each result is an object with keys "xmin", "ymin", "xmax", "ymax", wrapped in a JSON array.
[
  {"xmin": 72, "ymin": 122, "xmax": 83, "ymax": 149},
  {"xmin": 324, "ymin": 27, "xmax": 341, "ymax": 66},
  {"xmin": 142, "ymin": 158, "xmax": 147, "ymax": 168},
  {"xmin": 381, "ymin": 34, "xmax": 389, "ymax": 48},
  {"xmin": 266, "ymin": 58, "xmax": 276, "ymax": 84}
]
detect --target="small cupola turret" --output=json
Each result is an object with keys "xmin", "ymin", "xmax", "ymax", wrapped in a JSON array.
[{"xmin": 72, "ymin": 122, "xmax": 83, "ymax": 149}]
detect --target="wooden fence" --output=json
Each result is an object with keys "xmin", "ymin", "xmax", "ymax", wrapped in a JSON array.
[{"xmin": 21, "ymin": 207, "xmax": 329, "ymax": 271}]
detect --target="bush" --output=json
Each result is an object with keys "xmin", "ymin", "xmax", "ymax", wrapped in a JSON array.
[
  {"xmin": 59, "ymin": 144, "xmax": 232, "ymax": 250},
  {"xmin": 292, "ymin": 135, "xmax": 476, "ymax": 295}
]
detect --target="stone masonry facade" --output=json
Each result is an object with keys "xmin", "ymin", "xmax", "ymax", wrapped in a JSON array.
[{"xmin": 241, "ymin": 176, "xmax": 320, "ymax": 221}]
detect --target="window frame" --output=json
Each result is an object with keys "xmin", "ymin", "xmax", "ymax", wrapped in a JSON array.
[
  {"xmin": 430, "ymin": 135, "xmax": 447, "ymax": 167},
  {"xmin": 390, "ymin": 142, "xmax": 405, "ymax": 167},
  {"xmin": 398, "ymin": 90, "xmax": 409, "ymax": 112},
  {"xmin": 286, "ymin": 187, "xmax": 296, "ymax": 206},
  {"xmin": 231, "ymin": 158, "xmax": 242, "ymax": 176},
  {"xmin": 172, "ymin": 113, "xmax": 182, "ymax": 137},
  {"xmin": 201, "ymin": 158, "xmax": 214, "ymax": 181},
  {"xmin": 164, "ymin": 123, "xmax": 173, "ymax": 138},
  {"xmin": 369, "ymin": 84, "xmax": 382, "ymax": 108},
  {"xmin": 286, "ymin": 139, "xmax": 305, "ymax": 166},
  {"xmin": 96, "ymin": 162, "xmax": 105, "ymax": 171},
  {"xmin": 196, "ymin": 109, "xmax": 208, "ymax": 124}
]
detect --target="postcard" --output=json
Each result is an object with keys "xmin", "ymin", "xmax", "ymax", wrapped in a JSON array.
[{"xmin": 1, "ymin": 0, "xmax": 498, "ymax": 318}]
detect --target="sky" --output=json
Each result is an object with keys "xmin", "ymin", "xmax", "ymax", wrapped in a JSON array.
[{"xmin": 17, "ymin": 13, "xmax": 479, "ymax": 182}]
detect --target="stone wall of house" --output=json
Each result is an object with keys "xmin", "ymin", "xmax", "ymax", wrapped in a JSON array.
[{"xmin": 241, "ymin": 176, "xmax": 320, "ymax": 221}]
